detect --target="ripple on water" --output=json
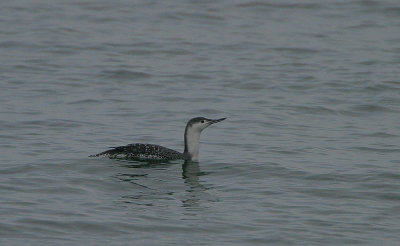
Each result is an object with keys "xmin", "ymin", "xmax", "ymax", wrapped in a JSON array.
[
  {"xmin": 349, "ymin": 132, "xmax": 398, "ymax": 138},
  {"xmin": 101, "ymin": 70, "xmax": 152, "ymax": 80},
  {"xmin": 349, "ymin": 104, "xmax": 397, "ymax": 114},
  {"xmin": 275, "ymin": 104, "xmax": 337, "ymax": 115},
  {"xmin": 236, "ymin": 2, "xmax": 321, "ymax": 10},
  {"xmin": 352, "ymin": 146, "xmax": 400, "ymax": 154},
  {"xmin": 67, "ymin": 99, "xmax": 101, "ymax": 105}
]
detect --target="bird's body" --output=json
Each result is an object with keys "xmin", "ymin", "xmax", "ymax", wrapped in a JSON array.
[
  {"xmin": 90, "ymin": 117, "xmax": 225, "ymax": 162},
  {"xmin": 91, "ymin": 143, "xmax": 184, "ymax": 160}
]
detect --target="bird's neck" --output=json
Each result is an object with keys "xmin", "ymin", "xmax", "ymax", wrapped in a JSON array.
[{"xmin": 184, "ymin": 127, "xmax": 201, "ymax": 161}]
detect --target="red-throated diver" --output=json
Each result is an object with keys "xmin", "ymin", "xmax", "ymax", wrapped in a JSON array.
[{"xmin": 90, "ymin": 117, "xmax": 226, "ymax": 161}]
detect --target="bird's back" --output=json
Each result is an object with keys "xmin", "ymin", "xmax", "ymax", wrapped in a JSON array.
[{"xmin": 90, "ymin": 143, "xmax": 184, "ymax": 160}]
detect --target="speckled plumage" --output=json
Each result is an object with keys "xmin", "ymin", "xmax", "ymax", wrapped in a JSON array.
[{"xmin": 90, "ymin": 143, "xmax": 184, "ymax": 160}]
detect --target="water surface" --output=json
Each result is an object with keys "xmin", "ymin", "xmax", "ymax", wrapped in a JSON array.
[{"xmin": 1, "ymin": 0, "xmax": 400, "ymax": 245}]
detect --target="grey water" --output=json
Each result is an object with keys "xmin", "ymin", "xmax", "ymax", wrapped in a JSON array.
[{"xmin": 1, "ymin": 0, "xmax": 400, "ymax": 245}]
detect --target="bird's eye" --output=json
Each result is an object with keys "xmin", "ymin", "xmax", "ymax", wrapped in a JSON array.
[{"xmin": 201, "ymin": 120, "xmax": 204, "ymax": 123}]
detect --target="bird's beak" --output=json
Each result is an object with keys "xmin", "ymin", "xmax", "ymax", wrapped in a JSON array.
[{"xmin": 209, "ymin": 118, "xmax": 226, "ymax": 124}]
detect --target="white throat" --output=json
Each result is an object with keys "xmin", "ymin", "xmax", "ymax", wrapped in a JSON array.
[{"xmin": 184, "ymin": 128, "xmax": 201, "ymax": 161}]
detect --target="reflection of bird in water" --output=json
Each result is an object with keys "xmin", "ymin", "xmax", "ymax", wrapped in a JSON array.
[
  {"xmin": 90, "ymin": 117, "xmax": 226, "ymax": 162},
  {"xmin": 181, "ymin": 161, "xmax": 208, "ymax": 208},
  {"xmin": 182, "ymin": 161, "xmax": 204, "ymax": 183}
]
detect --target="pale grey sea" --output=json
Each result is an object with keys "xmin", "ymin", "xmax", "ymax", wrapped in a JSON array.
[{"xmin": 1, "ymin": 0, "xmax": 400, "ymax": 245}]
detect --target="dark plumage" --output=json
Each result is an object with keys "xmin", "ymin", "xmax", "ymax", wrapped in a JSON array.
[{"xmin": 89, "ymin": 143, "xmax": 184, "ymax": 160}]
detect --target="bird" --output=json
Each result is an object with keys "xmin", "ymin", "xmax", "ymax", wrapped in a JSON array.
[{"xmin": 90, "ymin": 117, "xmax": 226, "ymax": 162}]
